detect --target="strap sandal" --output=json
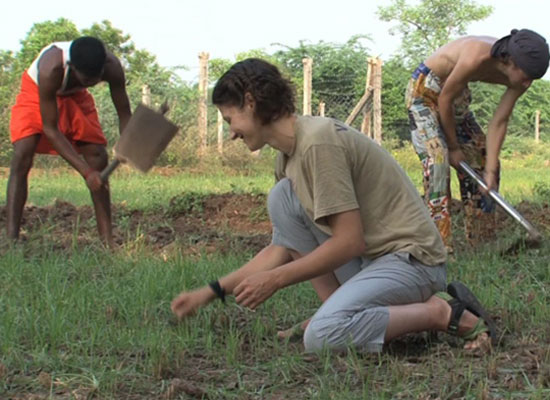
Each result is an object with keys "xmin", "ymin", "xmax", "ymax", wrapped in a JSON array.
[
  {"xmin": 434, "ymin": 291, "xmax": 466, "ymax": 336},
  {"xmin": 447, "ymin": 281, "xmax": 497, "ymax": 346},
  {"xmin": 461, "ymin": 318, "xmax": 490, "ymax": 342},
  {"xmin": 434, "ymin": 289, "xmax": 494, "ymax": 345}
]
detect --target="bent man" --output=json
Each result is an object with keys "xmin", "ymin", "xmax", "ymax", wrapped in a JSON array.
[
  {"xmin": 406, "ymin": 29, "xmax": 549, "ymax": 250},
  {"xmin": 7, "ymin": 36, "xmax": 132, "ymax": 245}
]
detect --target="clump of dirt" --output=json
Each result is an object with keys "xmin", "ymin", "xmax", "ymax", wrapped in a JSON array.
[{"xmin": 447, "ymin": 198, "xmax": 550, "ymax": 254}]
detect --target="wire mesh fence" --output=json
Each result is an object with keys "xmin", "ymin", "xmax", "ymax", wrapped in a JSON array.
[{"xmin": 197, "ymin": 54, "xmax": 382, "ymax": 155}]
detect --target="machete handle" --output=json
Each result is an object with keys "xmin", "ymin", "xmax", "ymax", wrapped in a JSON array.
[
  {"xmin": 159, "ymin": 101, "xmax": 169, "ymax": 115},
  {"xmin": 100, "ymin": 158, "xmax": 121, "ymax": 183}
]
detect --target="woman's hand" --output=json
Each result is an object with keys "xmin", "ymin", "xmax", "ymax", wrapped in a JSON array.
[
  {"xmin": 233, "ymin": 270, "xmax": 280, "ymax": 310},
  {"xmin": 171, "ymin": 287, "xmax": 214, "ymax": 319}
]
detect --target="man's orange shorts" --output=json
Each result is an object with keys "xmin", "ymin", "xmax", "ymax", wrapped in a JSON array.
[{"xmin": 9, "ymin": 71, "xmax": 107, "ymax": 155}]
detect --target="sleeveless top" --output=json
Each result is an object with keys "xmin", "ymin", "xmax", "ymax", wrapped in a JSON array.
[{"xmin": 27, "ymin": 41, "xmax": 78, "ymax": 95}]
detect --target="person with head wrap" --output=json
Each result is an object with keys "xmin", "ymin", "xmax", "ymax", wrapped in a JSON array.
[
  {"xmin": 405, "ymin": 29, "xmax": 549, "ymax": 252},
  {"xmin": 492, "ymin": 29, "xmax": 549, "ymax": 79}
]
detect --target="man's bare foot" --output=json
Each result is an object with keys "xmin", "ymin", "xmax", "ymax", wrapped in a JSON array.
[{"xmin": 277, "ymin": 319, "xmax": 310, "ymax": 340}]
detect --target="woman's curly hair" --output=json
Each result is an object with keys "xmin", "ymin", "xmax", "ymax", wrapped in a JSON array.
[{"xmin": 212, "ymin": 58, "xmax": 295, "ymax": 124}]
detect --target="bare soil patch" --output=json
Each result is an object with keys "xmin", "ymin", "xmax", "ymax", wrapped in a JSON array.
[
  {"xmin": 0, "ymin": 193, "xmax": 272, "ymax": 254},
  {"xmin": 2, "ymin": 195, "xmax": 549, "ymax": 255}
]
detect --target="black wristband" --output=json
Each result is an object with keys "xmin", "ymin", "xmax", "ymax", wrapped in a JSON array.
[{"xmin": 208, "ymin": 280, "xmax": 226, "ymax": 303}]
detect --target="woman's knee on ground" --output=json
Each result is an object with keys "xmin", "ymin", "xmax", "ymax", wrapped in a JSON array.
[{"xmin": 303, "ymin": 308, "xmax": 387, "ymax": 353}]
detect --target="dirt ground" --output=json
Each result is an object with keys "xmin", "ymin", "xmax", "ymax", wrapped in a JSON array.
[
  {"xmin": 1, "ymin": 193, "xmax": 549, "ymax": 255},
  {"xmin": 0, "ymin": 193, "xmax": 273, "ymax": 254}
]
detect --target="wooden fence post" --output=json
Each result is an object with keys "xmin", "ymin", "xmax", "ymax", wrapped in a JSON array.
[
  {"xmin": 217, "ymin": 109, "xmax": 224, "ymax": 154},
  {"xmin": 141, "ymin": 84, "xmax": 151, "ymax": 106},
  {"xmin": 198, "ymin": 52, "xmax": 209, "ymax": 155},
  {"xmin": 372, "ymin": 57, "xmax": 383, "ymax": 144},
  {"xmin": 535, "ymin": 109, "xmax": 541, "ymax": 143},
  {"xmin": 361, "ymin": 58, "xmax": 374, "ymax": 137},
  {"xmin": 302, "ymin": 57, "xmax": 313, "ymax": 115},
  {"xmin": 319, "ymin": 101, "xmax": 325, "ymax": 117},
  {"xmin": 345, "ymin": 56, "xmax": 376, "ymax": 128},
  {"xmin": 362, "ymin": 107, "xmax": 372, "ymax": 138},
  {"xmin": 345, "ymin": 87, "xmax": 373, "ymax": 126}
]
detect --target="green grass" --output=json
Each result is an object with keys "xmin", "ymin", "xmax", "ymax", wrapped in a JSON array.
[
  {"xmin": 2, "ymin": 239, "xmax": 549, "ymax": 398},
  {"xmin": 0, "ymin": 167, "xmax": 274, "ymax": 210},
  {"xmin": 1, "ymin": 146, "xmax": 550, "ymax": 398},
  {"xmin": 2, "ymin": 142, "xmax": 549, "ymax": 209}
]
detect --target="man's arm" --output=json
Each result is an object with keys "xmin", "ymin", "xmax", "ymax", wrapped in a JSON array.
[
  {"xmin": 38, "ymin": 48, "xmax": 101, "ymax": 189},
  {"xmin": 437, "ymin": 58, "xmax": 480, "ymax": 169},
  {"xmin": 103, "ymin": 53, "xmax": 132, "ymax": 134},
  {"xmin": 484, "ymin": 87, "xmax": 525, "ymax": 190}
]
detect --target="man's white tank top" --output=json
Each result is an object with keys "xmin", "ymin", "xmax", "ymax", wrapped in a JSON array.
[{"xmin": 27, "ymin": 41, "xmax": 72, "ymax": 93}]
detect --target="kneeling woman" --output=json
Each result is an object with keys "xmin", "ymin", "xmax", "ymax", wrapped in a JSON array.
[{"xmin": 171, "ymin": 58, "xmax": 495, "ymax": 353}]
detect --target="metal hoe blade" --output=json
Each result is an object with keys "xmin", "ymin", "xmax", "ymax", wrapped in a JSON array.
[
  {"xmin": 459, "ymin": 161, "xmax": 542, "ymax": 242},
  {"xmin": 100, "ymin": 103, "xmax": 178, "ymax": 182}
]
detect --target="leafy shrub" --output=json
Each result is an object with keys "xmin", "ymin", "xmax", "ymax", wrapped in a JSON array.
[
  {"xmin": 533, "ymin": 181, "xmax": 550, "ymax": 201},
  {"xmin": 165, "ymin": 192, "xmax": 206, "ymax": 217}
]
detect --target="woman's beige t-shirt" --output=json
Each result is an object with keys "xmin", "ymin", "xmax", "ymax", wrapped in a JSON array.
[{"xmin": 275, "ymin": 116, "xmax": 447, "ymax": 266}]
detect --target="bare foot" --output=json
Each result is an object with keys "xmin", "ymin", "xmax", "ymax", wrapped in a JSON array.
[
  {"xmin": 464, "ymin": 331, "xmax": 491, "ymax": 353},
  {"xmin": 277, "ymin": 319, "xmax": 310, "ymax": 340}
]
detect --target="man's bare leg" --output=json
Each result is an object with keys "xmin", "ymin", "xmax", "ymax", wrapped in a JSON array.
[
  {"xmin": 6, "ymin": 135, "xmax": 40, "ymax": 240},
  {"xmin": 78, "ymin": 142, "xmax": 113, "ymax": 247}
]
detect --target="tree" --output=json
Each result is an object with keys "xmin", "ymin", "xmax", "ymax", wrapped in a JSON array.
[
  {"xmin": 377, "ymin": 0, "xmax": 493, "ymax": 67},
  {"xmin": 380, "ymin": 57, "xmax": 411, "ymax": 142},
  {"xmin": 15, "ymin": 18, "xmax": 80, "ymax": 75},
  {"xmin": 81, "ymin": 20, "xmax": 135, "ymax": 61},
  {"xmin": 209, "ymin": 49, "xmax": 281, "ymax": 84},
  {"xmin": 209, "ymin": 57, "xmax": 233, "ymax": 84},
  {"xmin": 501, "ymin": 80, "xmax": 550, "ymax": 137},
  {"xmin": 0, "ymin": 50, "xmax": 17, "ymax": 162}
]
